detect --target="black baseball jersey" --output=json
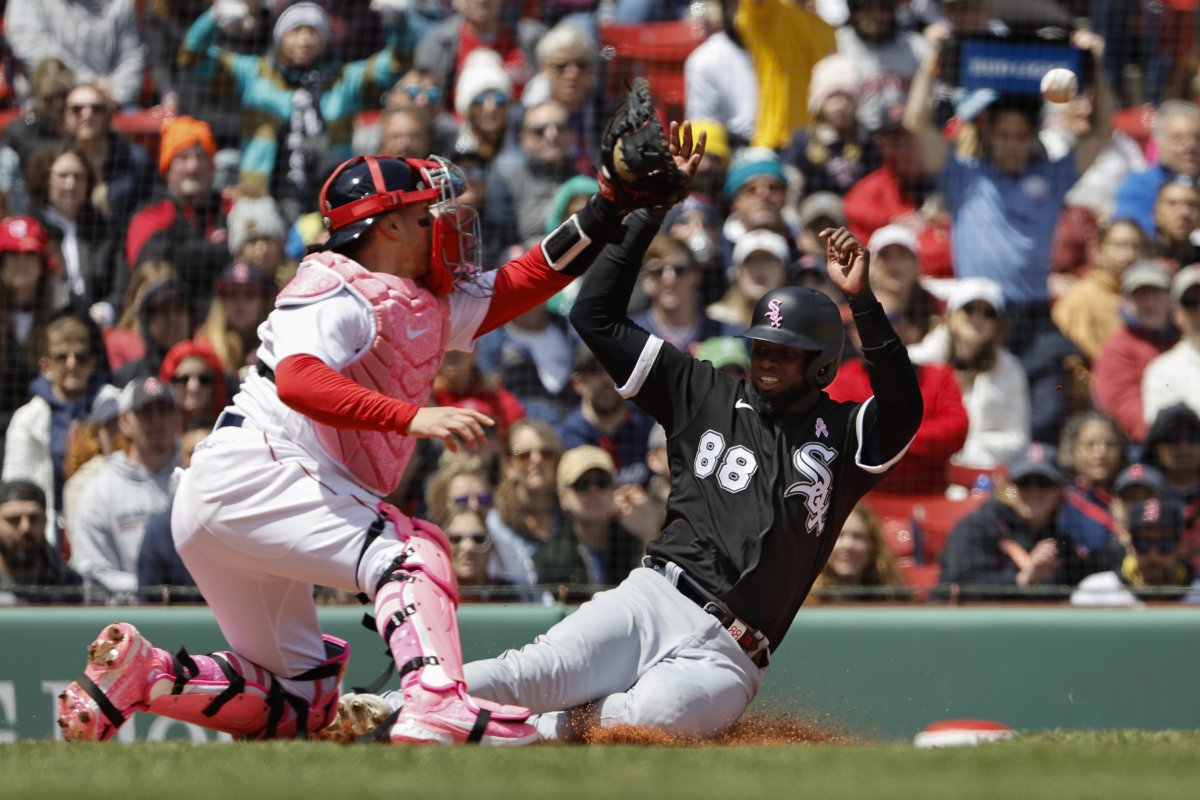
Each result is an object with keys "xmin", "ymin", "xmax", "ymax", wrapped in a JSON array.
[
  {"xmin": 569, "ymin": 212, "xmax": 922, "ymax": 651},
  {"xmin": 629, "ymin": 339, "xmax": 906, "ymax": 648}
]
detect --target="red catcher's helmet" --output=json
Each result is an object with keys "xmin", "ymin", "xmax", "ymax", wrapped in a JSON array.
[{"xmin": 317, "ymin": 155, "xmax": 480, "ymax": 294}]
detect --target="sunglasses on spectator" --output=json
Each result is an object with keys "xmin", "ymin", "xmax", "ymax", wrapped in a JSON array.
[
  {"xmin": 525, "ymin": 121, "xmax": 566, "ymax": 137},
  {"xmin": 68, "ymin": 102, "xmax": 106, "ymax": 115},
  {"xmin": 401, "ymin": 85, "xmax": 442, "ymax": 103},
  {"xmin": 1180, "ymin": 292, "xmax": 1200, "ymax": 311},
  {"xmin": 512, "ymin": 447, "xmax": 556, "ymax": 462},
  {"xmin": 171, "ymin": 372, "xmax": 214, "ymax": 387},
  {"xmin": 452, "ymin": 491, "xmax": 493, "ymax": 509},
  {"xmin": 1133, "ymin": 537, "xmax": 1177, "ymax": 554},
  {"xmin": 49, "ymin": 351, "xmax": 93, "ymax": 364},
  {"xmin": 645, "ymin": 262, "xmax": 693, "ymax": 279},
  {"xmin": 961, "ymin": 302, "xmax": 999, "ymax": 319},
  {"xmin": 473, "ymin": 89, "xmax": 509, "ymax": 106},
  {"xmin": 570, "ymin": 473, "xmax": 613, "ymax": 492},
  {"xmin": 550, "ymin": 58, "xmax": 592, "ymax": 72},
  {"xmin": 1014, "ymin": 476, "xmax": 1058, "ymax": 490},
  {"xmin": 448, "ymin": 531, "xmax": 492, "ymax": 549}
]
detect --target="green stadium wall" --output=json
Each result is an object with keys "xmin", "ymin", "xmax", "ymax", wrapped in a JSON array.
[{"xmin": 3, "ymin": 606, "xmax": 1197, "ymax": 742}]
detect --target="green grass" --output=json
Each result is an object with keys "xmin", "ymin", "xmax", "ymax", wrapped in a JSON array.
[{"xmin": 3, "ymin": 730, "xmax": 1198, "ymax": 800}]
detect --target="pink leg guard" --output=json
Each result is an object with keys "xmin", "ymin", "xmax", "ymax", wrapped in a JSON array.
[
  {"xmin": 58, "ymin": 622, "xmax": 348, "ymax": 741},
  {"xmin": 372, "ymin": 515, "xmax": 535, "ymax": 745}
]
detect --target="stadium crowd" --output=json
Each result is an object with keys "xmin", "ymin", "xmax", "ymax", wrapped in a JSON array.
[{"xmin": 1, "ymin": 0, "xmax": 1199, "ymax": 607}]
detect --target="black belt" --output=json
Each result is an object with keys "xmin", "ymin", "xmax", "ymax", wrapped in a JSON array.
[{"xmin": 643, "ymin": 557, "xmax": 770, "ymax": 669}]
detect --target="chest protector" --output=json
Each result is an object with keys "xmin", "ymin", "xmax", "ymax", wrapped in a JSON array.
[{"xmin": 278, "ymin": 252, "xmax": 446, "ymax": 495}]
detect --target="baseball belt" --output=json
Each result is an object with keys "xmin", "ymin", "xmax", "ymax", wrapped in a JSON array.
[{"xmin": 643, "ymin": 557, "xmax": 770, "ymax": 669}]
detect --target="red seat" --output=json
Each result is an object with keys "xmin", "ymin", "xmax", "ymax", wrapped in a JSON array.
[
  {"xmin": 598, "ymin": 20, "xmax": 709, "ymax": 119},
  {"xmin": 861, "ymin": 492, "xmax": 986, "ymax": 565},
  {"xmin": 946, "ymin": 462, "xmax": 1003, "ymax": 492}
]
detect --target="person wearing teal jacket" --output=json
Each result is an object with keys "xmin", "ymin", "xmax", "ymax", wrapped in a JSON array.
[{"xmin": 178, "ymin": 1, "xmax": 414, "ymax": 220}]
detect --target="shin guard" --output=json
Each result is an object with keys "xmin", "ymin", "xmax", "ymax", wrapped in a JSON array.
[{"xmin": 146, "ymin": 635, "xmax": 350, "ymax": 739}]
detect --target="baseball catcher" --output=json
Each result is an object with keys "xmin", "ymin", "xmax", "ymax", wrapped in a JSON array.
[{"xmin": 56, "ymin": 81, "xmax": 701, "ymax": 745}]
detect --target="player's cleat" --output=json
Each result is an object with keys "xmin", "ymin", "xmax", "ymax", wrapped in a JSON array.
[
  {"xmin": 57, "ymin": 622, "xmax": 167, "ymax": 741},
  {"xmin": 389, "ymin": 686, "xmax": 539, "ymax": 746}
]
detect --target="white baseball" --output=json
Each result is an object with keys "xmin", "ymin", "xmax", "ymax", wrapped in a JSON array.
[{"xmin": 1040, "ymin": 68, "xmax": 1078, "ymax": 104}]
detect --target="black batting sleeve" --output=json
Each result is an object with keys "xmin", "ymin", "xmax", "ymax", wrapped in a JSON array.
[
  {"xmin": 568, "ymin": 210, "xmax": 662, "ymax": 385},
  {"xmin": 849, "ymin": 291, "xmax": 924, "ymax": 467}
]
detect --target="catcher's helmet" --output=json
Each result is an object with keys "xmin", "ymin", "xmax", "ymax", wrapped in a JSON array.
[
  {"xmin": 317, "ymin": 155, "xmax": 480, "ymax": 294},
  {"xmin": 741, "ymin": 286, "xmax": 844, "ymax": 389}
]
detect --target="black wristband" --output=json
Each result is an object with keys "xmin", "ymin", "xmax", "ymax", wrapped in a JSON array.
[{"xmin": 579, "ymin": 194, "xmax": 627, "ymax": 244}]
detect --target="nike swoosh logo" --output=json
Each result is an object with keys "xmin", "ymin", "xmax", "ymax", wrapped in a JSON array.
[
  {"xmin": 406, "ymin": 324, "xmax": 431, "ymax": 339},
  {"xmin": 735, "ymin": 400, "xmax": 754, "ymax": 411}
]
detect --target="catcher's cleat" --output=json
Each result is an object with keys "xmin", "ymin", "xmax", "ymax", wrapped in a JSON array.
[
  {"xmin": 57, "ymin": 622, "xmax": 166, "ymax": 741},
  {"xmin": 388, "ymin": 686, "xmax": 539, "ymax": 746}
]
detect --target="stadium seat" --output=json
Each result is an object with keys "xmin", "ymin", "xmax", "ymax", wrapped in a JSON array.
[
  {"xmin": 862, "ymin": 492, "xmax": 986, "ymax": 565},
  {"xmin": 597, "ymin": 20, "xmax": 709, "ymax": 119}
]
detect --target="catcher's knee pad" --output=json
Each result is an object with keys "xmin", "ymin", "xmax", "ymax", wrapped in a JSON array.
[
  {"xmin": 146, "ymin": 635, "xmax": 350, "ymax": 739},
  {"xmin": 374, "ymin": 533, "xmax": 465, "ymax": 693}
]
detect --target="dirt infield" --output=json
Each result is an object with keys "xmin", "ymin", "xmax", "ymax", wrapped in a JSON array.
[{"xmin": 581, "ymin": 714, "xmax": 859, "ymax": 746}]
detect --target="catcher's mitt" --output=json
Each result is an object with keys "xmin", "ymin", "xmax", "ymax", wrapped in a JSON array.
[{"xmin": 598, "ymin": 78, "xmax": 690, "ymax": 213}]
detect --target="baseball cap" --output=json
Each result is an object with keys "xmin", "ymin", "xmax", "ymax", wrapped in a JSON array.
[
  {"xmin": 868, "ymin": 224, "xmax": 919, "ymax": 258},
  {"xmin": 696, "ymin": 336, "xmax": 750, "ymax": 372},
  {"xmin": 690, "ymin": 118, "xmax": 730, "ymax": 163},
  {"xmin": 732, "ymin": 229, "xmax": 789, "ymax": 267},
  {"xmin": 0, "ymin": 479, "xmax": 46, "ymax": 508},
  {"xmin": 0, "ymin": 215, "xmax": 50, "ymax": 256},
  {"xmin": 573, "ymin": 341, "xmax": 600, "ymax": 373},
  {"xmin": 1126, "ymin": 497, "xmax": 1183, "ymax": 537},
  {"xmin": 557, "ymin": 445, "xmax": 615, "ymax": 491},
  {"xmin": 1170, "ymin": 264, "xmax": 1200, "ymax": 304},
  {"xmin": 215, "ymin": 262, "xmax": 276, "ymax": 294},
  {"xmin": 1121, "ymin": 260, "xmax": 1172, "ymax": 295},
  {"xmin": 948, "ymin": 277, "xmax": 1006, "ymax": 314},
  {"xmin": 1006, "ymin": 442, "xmax": 1063, "ymax": 484},
  {"xmin": 799, "ymin": 192, "xmax": 846, "ymax": 229},
  {"xmin": 1113, "ymin": 463, "xmax": 1168, "ymax": 497},
  {"xmin": 118, "ymin": 376, "xmax": 179, "ymax": 415},
  {"xmin": 88, "ymin": 384, "xmax": 122, "ymax": 424}
]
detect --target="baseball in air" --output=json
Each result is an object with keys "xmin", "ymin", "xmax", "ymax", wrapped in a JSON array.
[{"xmin": 1040, "ymin": 68, "xmax": 1078, "ymax": 104}]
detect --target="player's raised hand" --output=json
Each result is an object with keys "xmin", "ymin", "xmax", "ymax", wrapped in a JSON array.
[
  {"xmin": 408, "ymin": 405, "xmax": 493, "ymax": 452},
  {"xmin": 820, "ymin": 227, "xmax": 870, "ymax": 299},
  {"xmin": 668, "ymin": 120, "xmax": 706, "ymax": 183}
]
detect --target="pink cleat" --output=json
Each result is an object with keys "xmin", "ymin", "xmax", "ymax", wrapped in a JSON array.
[
  {"xmin": 389, "ymin": 686, "xmax": 539, "ymax": 746},
  {"xmin": 57, "ymin": 622, "xmax": 165, "ymax": 741}
]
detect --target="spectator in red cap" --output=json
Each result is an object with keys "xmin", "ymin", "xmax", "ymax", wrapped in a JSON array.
[
  {"xmin": 159, "ymin": 340, "xmax": 228, "ymax": 428},
  {"xmin": 432, "ymin": 348, "xmax": 525, "ymax": 436},
  {"xmin": 0, "ymin": 216, "xmax": 59, "ymax": 459},
  {"xmin": 122, "ymin": 116, "xmax": 229, "ymax": 321},
  {"xmin": 196, "ymin": 262, "xmax": 276, "ymax": 380}
]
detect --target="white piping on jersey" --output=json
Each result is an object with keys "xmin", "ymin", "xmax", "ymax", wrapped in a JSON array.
[
  {"xmin": 617, "ymin": 335, "xmax": 665, "ymax": 398},
  {"xmin": 853, "ymin": 396, "xmax": 914, "ymax": 474}
]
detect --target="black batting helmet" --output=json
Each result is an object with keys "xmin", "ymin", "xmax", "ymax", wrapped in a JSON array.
[{"xmin": 742, "ymin": 286, "xmax": 844, "ymax": 389}]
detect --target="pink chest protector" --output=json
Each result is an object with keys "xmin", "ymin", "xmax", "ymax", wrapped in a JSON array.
[{"xmin": 279, "ymin": 252, "xmax": 446, "ymax": 495}]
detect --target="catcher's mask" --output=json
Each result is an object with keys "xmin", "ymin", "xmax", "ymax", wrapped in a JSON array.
[
  {"xmin": 317, "ymin": 154, "xmax": 480, "ymax": 294},
  {"xmin": 741, "ymin": 286, "xmax": 845, "ymax": 390}
]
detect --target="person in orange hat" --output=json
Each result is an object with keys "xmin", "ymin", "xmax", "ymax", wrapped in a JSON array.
[{"xmin": 121, "ymin": 116, "xmax": 228, "ymax": 321}]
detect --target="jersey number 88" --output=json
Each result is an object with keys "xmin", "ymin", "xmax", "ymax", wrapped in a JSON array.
[{"xmin": 693, "ymin": 430, "xmax": 759, "ymax": 493}]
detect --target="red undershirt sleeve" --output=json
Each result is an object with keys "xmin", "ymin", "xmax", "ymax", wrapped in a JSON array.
[
  {"xmin": 475, "ymin": 247, "xmax": 575, "ymax": 337},
  {"xmin": 274, "ymin": 353, "xmax": 420, "ymax": 433}
]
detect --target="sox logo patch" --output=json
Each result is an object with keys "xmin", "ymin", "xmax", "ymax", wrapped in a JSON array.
[{"xmin": 784, "ymin": 442, "xmax": 838, "ymax": 535}]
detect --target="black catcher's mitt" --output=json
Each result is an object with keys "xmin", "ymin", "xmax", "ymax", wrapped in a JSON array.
[{"xmin": 597, "ymin": 78, "xmax": 690, "ymax": 213}]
